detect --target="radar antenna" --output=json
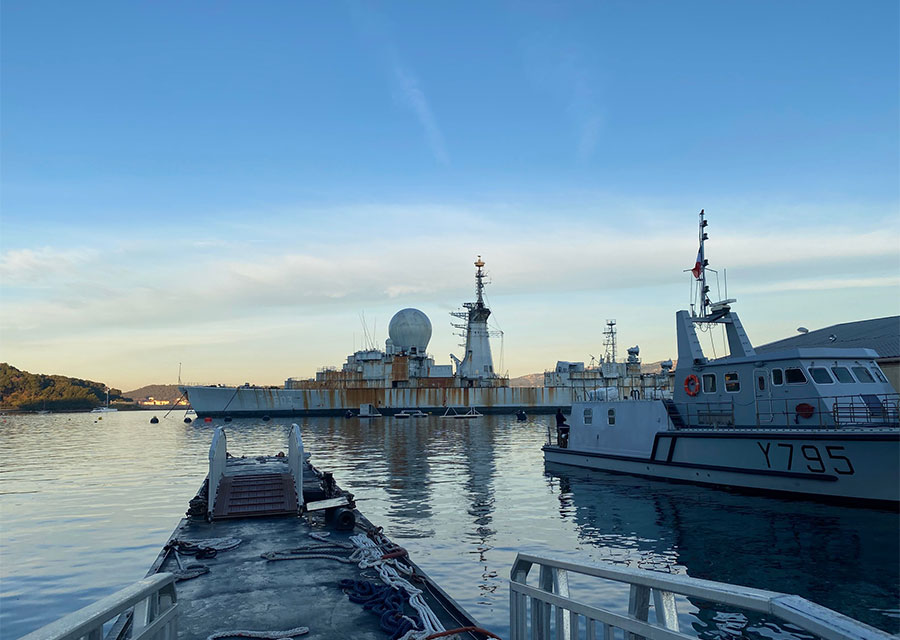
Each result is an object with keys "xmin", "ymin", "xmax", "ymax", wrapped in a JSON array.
[{"xmin": 603, "ymin": 320, "xmax": 617, "ymax": 364}]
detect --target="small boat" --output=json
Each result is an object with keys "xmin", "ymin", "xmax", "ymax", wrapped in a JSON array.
[
  {"xmin": 544, "ymin": 210, "xmax": 899, "ymax": 506},
  {"xmin": 91, "ymin": 388, "xmax": 118, "ymax": 413},
  {"xmin": 441, "ymin": 407, "xmax": 483, "ymax": 419},
  {"xmin": 358, "ymin": 403, "xmax": 382, "ymax": 418},
  {"xmin": 395, "ymin": 409, "xmax": 427, "ymax": 418}
]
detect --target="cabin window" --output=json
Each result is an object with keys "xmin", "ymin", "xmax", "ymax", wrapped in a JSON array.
[
  {"xmin": 724, "ymin": 372, "xmax": 740, "ymax": 393},
  {"xmin": 871, "ymin": 367, "xmax": 888, "ymax": 383},
  {"xmin": 702, "ymin": 374, "xmax": 717, "ymax": 393},
  {"xmin": 808, "ymin": 367, "xmax": 834, "ymax": 384},
  {"xmin": 852, "ymin": 367, "xmax": 875, "ymax": 383},
  {"xmin": 584, "ymin": 408, "xmax": 593, "ymax": 425},
  {"xmin": 607, "ymin": 409, "xmax": 616, "ymax": 425},
  {"xmin": 757, "ymin": 374, "xmax": 766, "ymax": 391},
  {"xmin": 772, "ymin": 369, "xmax": 784, "ymax": 385},
  {"xmin": 831, "ymin": 366, "xmax": 855, "ymax": 383},
  {"xmin": 785, "ymin": 368, "xmax": 807, "ymax": 384}
]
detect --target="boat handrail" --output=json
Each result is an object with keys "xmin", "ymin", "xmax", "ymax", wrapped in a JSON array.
[
  {"xmin": 665, "ymin": 392, "xmax": 900, "ymax": 430},
  {"xmin": 208, "ymin": 426, "xmax": 227, "ymax": 518},
  {"xmin": 20, "ymin": 572, "xmax": 178, "ymax": 640},
  {"xmin": 509, "ymin": 554, "xmax": 891, "ymax": 640},
  {"xmin": 288, "ymin": 423, "xmax": 304, "ymax": 510}
]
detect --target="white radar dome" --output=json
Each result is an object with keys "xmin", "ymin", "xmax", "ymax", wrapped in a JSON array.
[{"xmin": 388, "ymin": 308, "xmax": 432, "ymax": 353}]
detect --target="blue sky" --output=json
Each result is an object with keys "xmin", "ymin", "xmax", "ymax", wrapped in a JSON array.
[{"xmin": 2, "ymin": 1, "xmax": 898, "ymax": 390}]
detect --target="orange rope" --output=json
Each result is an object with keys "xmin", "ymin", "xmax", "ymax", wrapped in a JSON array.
[{"xmin": 424, "ymin": 627, "xmax": 501, "ymax": 639}]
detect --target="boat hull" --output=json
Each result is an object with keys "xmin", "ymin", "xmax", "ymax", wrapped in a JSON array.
[
  {"xmin": 182, "ymin": 385, "xmax": 574, "ymax": 417},
  {"xmin": 544, "ymin": 429, "xmax": 900, "ymax": 506}
]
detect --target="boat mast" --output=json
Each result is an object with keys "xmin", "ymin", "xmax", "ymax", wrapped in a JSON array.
[{"xmin": 697, "ymin": 209, "xmax": 710, "ymax": 319}]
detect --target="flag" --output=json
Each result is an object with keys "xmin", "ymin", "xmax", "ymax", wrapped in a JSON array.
[{"xmin": 691, "ymin": 249, "xmax": 702, "ymax": 279}]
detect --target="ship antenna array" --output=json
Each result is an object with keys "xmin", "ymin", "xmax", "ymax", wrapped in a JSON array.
[
  {"xmin": 603, "ymin": 319, "xmax": 617, "ymax": 364},
  {"xmin": 697, "ymin": 209, "xmax": 710, "ymax": 318}
]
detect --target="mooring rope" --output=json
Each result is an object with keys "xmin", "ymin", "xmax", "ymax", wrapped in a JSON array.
[{"xmin": 206, "ymin": 626, "xmax": 309, "ymax": 640}]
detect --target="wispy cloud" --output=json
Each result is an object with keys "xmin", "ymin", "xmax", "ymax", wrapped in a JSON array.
[
  {"xmin": 0, "ymin": 247, "xmax": 99, "ymax": 284},
  {"xmin": 391, "ymin": 61, "xmax": 449, "ymax": 164},
  {"xmin": 349, "ymin": 2, "xmax": 449, "ymax": 164}
]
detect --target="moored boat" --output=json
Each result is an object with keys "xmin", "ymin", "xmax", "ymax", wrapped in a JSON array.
[{"xmin": 544, "ymin": 210, "xmax": 899, "ymax": 506}]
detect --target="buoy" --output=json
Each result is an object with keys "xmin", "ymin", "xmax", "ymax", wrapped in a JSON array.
[
  {"xmin": 150, "ymin": 416, "xmax": 159, "ymax": 424},
  {"xmin": 184, "ymin": 417, "xmax": 192, "ymax": 424},
  {"xmin": 204, "ymin": 417, "xmax": 212, "ymax": 423},
  {"xmin": 262, "ymin": 415, "xmax": 271, "ymax": 422},
  {"xmin": 224, "ymin": 416, "xmax": 232, "ymax": 422}
]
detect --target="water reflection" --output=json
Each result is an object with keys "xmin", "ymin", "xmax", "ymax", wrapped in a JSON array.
[
  {"xmin": 3, "ymin": 412, "xmax": 897, "ymax": 639},
  {"xmin": 545, "ymin": 462, "xmax": 900, "ymax": 635}
]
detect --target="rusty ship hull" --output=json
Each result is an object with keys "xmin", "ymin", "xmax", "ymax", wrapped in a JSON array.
[{"xmin": 181, "ymin": 384, "xmax": 575, "ymax": 417}]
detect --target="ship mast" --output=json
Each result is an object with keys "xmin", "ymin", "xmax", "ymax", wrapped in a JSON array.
[{"xmin": 697, "ymin": 209, "xmax": 710, "ymax": 319}]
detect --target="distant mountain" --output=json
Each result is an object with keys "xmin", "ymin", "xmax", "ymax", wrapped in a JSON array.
[
  {"xmin": 0, "ymin": 363, "xmax": 123, "ymax": 411},
  {"xmin": 124, "ymin": 384, "xmax": 186, "ymax": 403},
  {"xmin": 509, "ymin": 373, "xmax": 544, "ymax": 387}
]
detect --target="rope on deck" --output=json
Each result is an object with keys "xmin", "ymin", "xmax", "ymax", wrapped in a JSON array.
[
  {"xmin": 348, "ymin": 533, "xmax": 445, "ymax": 640},
  {"xmin": 206, "ymin": 626, "xmax": 309, "ymax": 640}
]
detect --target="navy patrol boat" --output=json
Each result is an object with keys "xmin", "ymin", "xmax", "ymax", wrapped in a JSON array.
[{"xmin": 544, "ymin": 210, "xmax": 899, "ymax": 506}]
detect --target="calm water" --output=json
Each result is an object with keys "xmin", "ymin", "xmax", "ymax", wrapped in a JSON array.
[{"xmin": 1, "ymin": 412, "xmax": 897, "ymax": 638}]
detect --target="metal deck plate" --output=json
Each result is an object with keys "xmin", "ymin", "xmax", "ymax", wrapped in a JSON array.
[{"xmin": 213, "ymin": 472, "xmax": 298, "ymax": 519}]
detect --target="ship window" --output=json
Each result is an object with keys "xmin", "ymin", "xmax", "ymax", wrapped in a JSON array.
[
  {"xmin": 831, "ymin": 366, "xmax": 855, "ymax": 383},
  {"xmin": 852, "ymin": 367, "xmax": 875, "ymax": 383},
  {"xmin": 724, "ymin": 372, "xmax": 740, "ymax": 392},
  {"xmin": 757, "ymin": 375, "xmax": 766, "ymax": 391},
  {"xmin": 607, "ymin": 409, "xmax": 615, "ymax": 425},
  {"xmin": 785, "ymin": 368, "xmax": 807, "ymax": 384},
  {"xmin": 702, "ymin": 374, "xmax": 717, "ymax": 393},
  {"xmin": 808, "ymin": 367, "xmax": 834, "ymax": 384},
  {"xmin": 772, "ymin": 369, "xmax": 784, "ymax": 385},
  {"xmin": 584, "ymin": 408, "xmax": 593, "ymax": 425},
  {"xmin": 871, "ymin": 367, "xmax": 888, "ymax": 383}
]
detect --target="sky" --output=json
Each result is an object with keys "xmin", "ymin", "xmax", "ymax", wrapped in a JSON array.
[{"xmin": 1, "ymin": 1, "xmax": 898, "ymax": 391}]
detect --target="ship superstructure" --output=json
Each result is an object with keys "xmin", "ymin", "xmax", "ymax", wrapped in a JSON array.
[{"xmin": 182, "ymin": 258, "xmax": 577, "ymax": 416}]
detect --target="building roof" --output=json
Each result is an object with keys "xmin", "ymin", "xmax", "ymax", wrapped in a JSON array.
[{"xmin": 755, "ymin": 316, "xmax": 900, "ymax": 359}]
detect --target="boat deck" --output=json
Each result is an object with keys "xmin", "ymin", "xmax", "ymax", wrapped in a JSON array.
[{"xmin": 143, "ymin": 456, "xmax": 485, "ymax": 640}]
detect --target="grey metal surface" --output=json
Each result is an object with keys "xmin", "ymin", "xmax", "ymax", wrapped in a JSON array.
[{"xmin": 756, "ymin": 316, "xmax": 900, "ymax": 358}]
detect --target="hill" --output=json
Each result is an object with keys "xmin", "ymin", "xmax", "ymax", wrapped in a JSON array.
[
  {"xmin": 0, "ymin": 363, "xmax": 124, "ymax": 411},
  {"xmin": 124, "ymin": 384, "xmax": 186, "ymax": 403}
]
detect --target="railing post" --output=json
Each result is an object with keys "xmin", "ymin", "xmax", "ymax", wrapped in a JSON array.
[
  {"xmin": 289, "ymin": 423, "xmax": 304, "ymax": 511},
  {"xmin": 208, "ymin": 427, "xmax": 227, "ymax": 518},
  {"xmin": 627, "ymin": 585, "xmax": 650, "ymax": 640},
  {"xmin": 653, "ymin": 589, "xmax": 679, "ymax": 631}
]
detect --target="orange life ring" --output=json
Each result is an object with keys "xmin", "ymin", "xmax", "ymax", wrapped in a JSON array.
[
  {"xmin": 684, "ymin": 374, "xmax": 700, "ymax": 396},
  {"xmin": 795, "ymin": 403, "xmax": 815, "ymax": 419}
]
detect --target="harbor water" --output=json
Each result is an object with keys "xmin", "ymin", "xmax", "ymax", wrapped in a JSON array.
[{"xmin": 1, "ymin": 412, "xmax": 898, "ymax": 638}]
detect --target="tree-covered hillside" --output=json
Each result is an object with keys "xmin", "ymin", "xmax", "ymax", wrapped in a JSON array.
[{"xmin": 0, "ymin": 363, "xmax": 124, "ymax": 411}]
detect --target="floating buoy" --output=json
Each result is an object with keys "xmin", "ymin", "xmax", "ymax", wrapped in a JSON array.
[
  {"xmin": 150, "ymin": 416, "xmax": 159, "ymax": 424},
  {"xmin": 184, "ymin": 417, "xmax": 192, "ymax": 424},
  {"xmin": 204, "ymin": 417, "xmax": 212, "ymax": 423},
  {"xmin": 344, "ymin": 410, "xmax": 353, "ymax": 419},
  {"xmin": 262, "ymin": 415, "xmax": 271, "ymax": 422},
  {"xmin": 224, "ymin": 416, "xmax": 232, "ymax": 422},
  {"xmin": 516, "ymin": 410, "xmax": 527, "ymax": 421}
]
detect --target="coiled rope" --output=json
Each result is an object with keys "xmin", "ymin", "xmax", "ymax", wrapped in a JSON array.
[{"xmin": 348, "ymin": 533, "xmax": 445, "ymax": 640}]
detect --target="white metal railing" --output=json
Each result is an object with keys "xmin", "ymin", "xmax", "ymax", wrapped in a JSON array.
[
  {"xmin": 208, "ymin": 426, "xmax": 227, "ymax": 517},
  {"xmin": 288, "ymin": 423, "xmax": 304, "ymax": 510},
  {"xmin": 20, "ymin": 573, "xmax": 177, "ymax": 640},
  {"xmin": 509, "ymin": 554, "xmax": 892, "ymax": 640}
]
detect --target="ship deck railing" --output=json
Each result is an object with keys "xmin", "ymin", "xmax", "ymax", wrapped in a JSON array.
[
  {"xmin": 509, "ymin": 553, "xmax": 892, "ymax": 640},
  {"xmin": 663, "ymin": 393, "xmax": 900, "ymax": 431},
  {"xmin": 19, "ymin": 573, "xmax": 177, "ymax": 640}
]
